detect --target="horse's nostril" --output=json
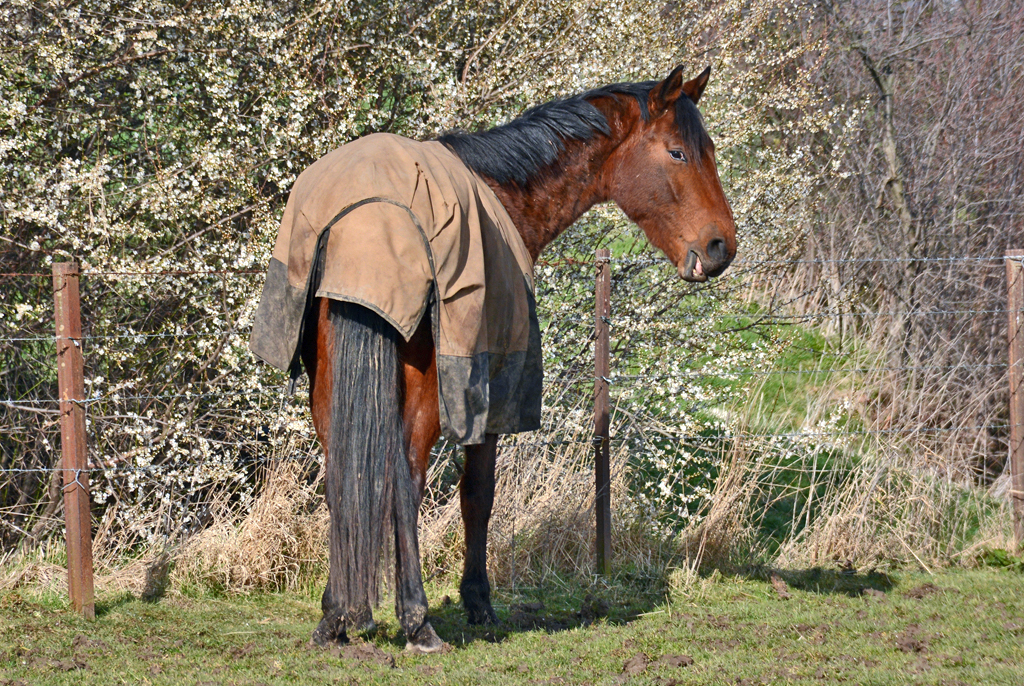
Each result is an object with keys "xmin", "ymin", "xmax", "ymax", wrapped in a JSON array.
[{"xmin": 706, "ymin": 238, "xmax": 728, "ymax": 264}]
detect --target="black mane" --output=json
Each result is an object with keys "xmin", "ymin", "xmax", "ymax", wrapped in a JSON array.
[{"xmin": 438, "ymin": 81, "xmax": 711, "ymax": 187}]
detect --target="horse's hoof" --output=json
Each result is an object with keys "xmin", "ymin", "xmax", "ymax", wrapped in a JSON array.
[
  {"xmin": 404, "ymin": 621, "xmax": 450, "ymax": 654},
  {"xmin": 460, "ymin": 580, "xmax": 499, "ymax": 626},
  {"xmin": 311, "ymin": 621, "xmax": 348, "ymax": 648},
  {"xmin": 466, "ymin": 605, "xmax": 500, "ymax": 626}
]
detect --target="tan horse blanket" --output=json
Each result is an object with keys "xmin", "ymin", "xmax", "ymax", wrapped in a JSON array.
[{"xmin": 249, "ymin": 133, "xmax": 542, "ymax": 444}]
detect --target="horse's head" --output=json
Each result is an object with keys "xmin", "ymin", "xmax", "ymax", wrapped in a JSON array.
[{"xmin": 605, "ymin": 66, "xmax": 736, "ymax": 282}]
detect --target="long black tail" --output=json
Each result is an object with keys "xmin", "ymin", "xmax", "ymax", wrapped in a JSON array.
[{"xmin": 321, "ymin": 300, "xmax": 411, "ymax": 632}]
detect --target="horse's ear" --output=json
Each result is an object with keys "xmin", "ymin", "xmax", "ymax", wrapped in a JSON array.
[
  {"xmin": 651, "ymin": 65, "xmax": 686, "ymax": 115},
  {"xmin": 682, "ymin": 66, "xmax": 711, "ymax": 105},
  {"xmin": 651, "ymin": 65, "xmax": 711, "ymax": 115}
]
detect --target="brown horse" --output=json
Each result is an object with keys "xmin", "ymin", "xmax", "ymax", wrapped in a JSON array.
[{"xmin": 299, "ymin": 65, "xmax": 735, "ymax": 652}]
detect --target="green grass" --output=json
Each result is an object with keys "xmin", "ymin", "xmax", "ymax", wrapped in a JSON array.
[
  {"xmin": 2, "ymin": 568, "xmax": 1023, "ymax": 685},
  {"xmin": 727, "ymin": 319, "xmax": 864, "ymax": 433}
]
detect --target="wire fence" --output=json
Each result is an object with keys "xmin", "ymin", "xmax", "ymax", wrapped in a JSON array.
[{"xmin": 0, "ymin": 251, "xmax": 1015, "ymax": 578}]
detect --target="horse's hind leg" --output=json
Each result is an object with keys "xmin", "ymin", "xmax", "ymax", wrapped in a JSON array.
[
  {"xmin": 396, "ymin": 315, "xmax": 445, "ymax": 653},
  {"xmin": 460, "ymin": 434, "xmax": 499, "ymax": 625},
  {"xmin": 392, "ymin": 471, "xmax": 444, "ymax": 653},
  {"xmin": 303, "ymin": 299, "xmax": 358, "ymax": 646},
  {"xmin": 306, "ymin": 300, "xmax": 400, "ymax": 646}
]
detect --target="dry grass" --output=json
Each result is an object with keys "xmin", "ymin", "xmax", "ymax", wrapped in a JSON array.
[
  {"xmin": 0, "ymin": 410, "xmax": 668, "ymax": 597},
  {"xmin": 418, "ymin": 420, "xmax": 671, "ymax": 588},
  {"xmin": 418, "ymin": 437, "xmax": 601, "ymax": 588},
  {"xmin": 170, "ymin": 460, "xmax": 328, "ymax": 593},
  {"xmin": 4, "ymin": 426, "xmax": 1010, "ymax": 600},
  {"xmin": 0, "ymin": 538, "xmax": 163, "ymax": 599},
  {"xmin": 685, "ymin": 353, "xmax": 1016, "ymax": 576},
  {"xmin": 2, "ymin": 347, "xmax": 1013, "ymax": 599},
  {"xmin": 0, "ymin": 461, "xmax": 330, "ymax": 598},
  {"xmin": 773, "ymin": 453, "xmax": 1014, "ymax": 571}
]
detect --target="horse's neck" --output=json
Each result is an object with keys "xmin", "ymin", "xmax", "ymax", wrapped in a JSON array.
[{"xmin": 488, "ymin": 99, "xmax": 634, "ymax": 261}]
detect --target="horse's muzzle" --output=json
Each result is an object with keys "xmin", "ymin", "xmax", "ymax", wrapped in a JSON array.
[
  {"xmin": 679, "ymin": 231, "xmax": 735, "ymax": 282},
  {"xmin": 680, "ymin": 250, "xmax": 707, "ymax": 282}
]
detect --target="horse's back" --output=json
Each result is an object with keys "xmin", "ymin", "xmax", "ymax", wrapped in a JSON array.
[{"xmin": 252, "ymin": 131, "xmax": 541, "ymax": 445}]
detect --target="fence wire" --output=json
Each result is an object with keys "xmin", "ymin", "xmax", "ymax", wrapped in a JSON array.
[{"xmin": 0, "ymin": 251, "xmax": 1015, "ymax": 559}]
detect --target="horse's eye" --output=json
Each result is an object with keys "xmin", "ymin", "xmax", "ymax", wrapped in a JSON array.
[{"xmin": 669, "ymin": 150, "xmax": 687, "ymax": 162}]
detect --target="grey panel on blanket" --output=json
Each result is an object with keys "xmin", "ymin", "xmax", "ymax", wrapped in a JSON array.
[
  {"xmin": 250, "ymin": 257, "xmax": 307, "ymax": 372},
  {"xmin": 436, "ymin": 287, "xmax": 543, "ymax": 444}
]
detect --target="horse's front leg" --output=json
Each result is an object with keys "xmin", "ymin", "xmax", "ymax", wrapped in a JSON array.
[{"xmin": 460, "ymin": 433, "xmax": 499, "ymax": 625}]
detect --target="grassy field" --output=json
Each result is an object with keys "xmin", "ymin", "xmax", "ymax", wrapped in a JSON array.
[{"xmin": 2, "ymin": 567, "xmax": 1023, "ymax": 685}]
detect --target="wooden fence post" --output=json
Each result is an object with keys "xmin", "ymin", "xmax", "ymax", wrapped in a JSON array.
[
  {"xmin": 1006, "ymin": 250, "xmax": 1024, "ymax": 549},
  {"xmin": 53, "ymin": 261, "xmax": 95, "ymax": 619},
  {"xmin": 594, "ymin": 248, "xmax": 612, "ymax": 574}
]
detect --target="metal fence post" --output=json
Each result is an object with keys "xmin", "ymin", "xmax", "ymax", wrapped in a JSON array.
[
  {"xmin": 594, "ymin": 248, "xmax": 612, "ymax": 574},
  {"xmin": 53, "ymin": 261, "xmax": 95, "ymax": 619}
]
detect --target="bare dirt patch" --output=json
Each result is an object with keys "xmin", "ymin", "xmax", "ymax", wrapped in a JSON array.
[
  {"xmin": 337, "ymin": 641, "xmax": 396, "ymax": 667},
  {"xmin": 658, "ymin": 654, "xmax": 695, "ymax": 668},
  {"xmin": 896, "ymin": 624, "xmax": 929, "ymax": 653},
  {"xmin": 905, "ymin": 583, "xmax": 942, "ymax": 599},
  {"xmin": 71, "ymin": 634, "xmax": 109, "ymax": 654},
  {"xmin": 622, "ymin": 653, "xmax": 649, "ymax": 675},
  {"xmin": 229, "ymin": 641, "xmax": 259, "ymax": 659},
  {"xmin": 307, "ymin": 638, "xmax": 396, "ymax": 668}
]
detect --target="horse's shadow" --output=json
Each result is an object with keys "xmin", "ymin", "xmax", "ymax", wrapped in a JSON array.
[
  {"xmin": 737, "ymin": 564, "xmax": 897, "ymax": 598},
  {"xmin": 379, "ymin": 579, "xmax": 669, "ymax": 649},
  {"xmin": 368, "ymin": 566, "xmax": 897, "ymax": 649}
]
